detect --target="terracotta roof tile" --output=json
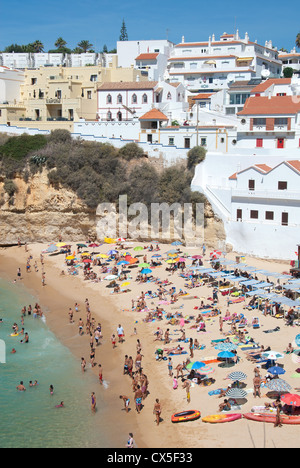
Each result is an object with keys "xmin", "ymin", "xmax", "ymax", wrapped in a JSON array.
[
  {"xmin": 139, "ymin": 109, "xmax": 168, "ymax": 121},
  {"xmin": 250, "ymin": 78, "xmax": 291, "ymax": 94},
  {"xmin": 238, "ymin": 95, "xmax": 300, "ymax": 116},
  {"xmin": 135, "ymin": 53, "xmax": 159, "ymax": 61}
]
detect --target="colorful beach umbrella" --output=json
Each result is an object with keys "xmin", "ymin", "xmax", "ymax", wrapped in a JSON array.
[
  {"xmin": 138, "ymin": 263, "xmax": 150, "ymax": 268},
  {"xmin": 134, "ymin": 246, "xmax": 143, "ymax": 251},
  {"xmin": 262, "ymin": 351, "xmax": 284, "ymax": 361},
  {"xmin": 65, "ymin": 255, "xmax": 75, "ymax": 260},
  {"xmin": 56, "ymin": 242, "xmax": 67, "ymax": 248},
  {"xmin": 199, "ymin": 365, "xmax": 214, "ymax": 375},
  {"xmin": 108, "ymin": 250, "xmax": 117, "ymax": 255},
  {"xmin": 76, "ymin": 243, "xmax": 87, "ymax": 247},
  {"xmin": 281, "ymin": 393, "xmax": 300, "ymax": 407},
  {"xmin": 266, "ymin": 379, "xmax": 292, "ymax": 393},
  {"xmin": 172, "ymin": 241, "xmax": 182, "ymax": 246},
  {"xmin": 120, "ymin": 281, "xmax": 130, "ymax": 288},
  {"xmin": 215, "ymin": 343, "xmax": 238, "ymax": 352},
  {"xmin": 117, "ymin": 261, "xmax": 129, "ymax": 265}
]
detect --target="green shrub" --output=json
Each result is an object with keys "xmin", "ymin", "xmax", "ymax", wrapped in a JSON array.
[
  {"xmin": 187, "ymin": 146, "xmax": 206, "ymax": 171},
  {"xmin": 0, "ymin": 134, "xmax": 47, "ymax": 160},
  {"xmin": 118, "ymin": 142, "xmax": 145, "ymax": 161},
  {"xmin": 3, "ymin": 179, "xmax": 18, "ymax": 197}
]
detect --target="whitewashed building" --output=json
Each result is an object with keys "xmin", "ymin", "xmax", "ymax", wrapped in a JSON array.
[{"xmin": 167, "ymin": 31, "xmax": 282, "ymax": 92}]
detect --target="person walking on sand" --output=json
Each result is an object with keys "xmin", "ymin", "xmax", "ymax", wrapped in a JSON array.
[
  {"xmin": 81, "ymin": 357, "xmax": 86, "ymax": 373},
  {"xmin": 91, "ymin": 392, "xmax": 96, "ymax": 412},
  {"xmin": 253, "ymin": 375, "xmax": 261, "ymax": 398},
  {"xmin": 111, "ymin": 334, "xmax": 116, "ymax": 349},
  {"xmin": 168, "ymin": 357, "xmax": 173, "ymax": 377},
  {"xmin": 98, "ymin": 364, "xmax": 103, "ymax": 385},
  {"xmin": 183, "ymin": 380, "xmax": 191, "ymax": 403},
  {"xmin": 117, "ymin": 324, "xmax": 125, "ymax": 343},
  {"xmin": 274, "ymin": 402, "xmax": 283, "ymax": 428},
  {"xmin": 134, "ymin": 385, "xmax": 143, "ymax": 414},
  {"xmin": 153, "ymin": 399, "xmax": 162, "ymax": 426},
  {"xmin": 78, "ymin": 318, "xmax": 84, "ymax": 336}
]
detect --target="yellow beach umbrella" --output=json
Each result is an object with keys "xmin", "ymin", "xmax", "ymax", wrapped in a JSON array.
[
  {"xmin": 96, "ymin": 253, "xmax": 109, "ymax": 258},
  {"xmin": 121, "ymin": 281, "xmax": 130, "ymax": 288},
  {"xmin": 66, "ymin": 255, "xmax": 75, "ymax": 260},
  {"xmin": 168, "ymin": 253, "xmax": 178, "ymax": 257},
  {"xmin": 104, "ymin": 237, "xmax": 116, "ymax": 244},
  {"xmin": 81, "ymin": 252, "xmax": 91, "ymax": 256},
  {"xmin": 56, "ymin": 242, "xmax": 67, "ymax": 247},
  {"xmin": 166, "ymin": 259, "xmax": 177, "ymax": 264}
]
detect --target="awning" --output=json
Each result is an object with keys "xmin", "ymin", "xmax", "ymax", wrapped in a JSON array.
[{"xmin": 236, "ymin": 57, "xmax": 253, "ymax": 62}]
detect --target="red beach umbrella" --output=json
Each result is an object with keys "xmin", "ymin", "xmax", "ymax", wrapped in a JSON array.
[{"xmin": 281, "ymin": 393, "xmax": 300, "ymax": 407}]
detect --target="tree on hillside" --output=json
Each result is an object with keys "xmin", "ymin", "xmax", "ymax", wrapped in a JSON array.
[
  {"xmin": 296, "ymin": 33, "xmax": 300, "ymax": 49},
  {"xmin": 119, "ymin": 19, "xmax": 128, "ymax": 41},
  {"xmin": 76, "ymin": 40, "xmax": 93, "ymax": 53},
  {"xmin": 187, "ymin": 146, "xmax": 206, "ymax": 171}
]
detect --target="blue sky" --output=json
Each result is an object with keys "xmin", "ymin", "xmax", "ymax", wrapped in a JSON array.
[{"xmin": 0, "ymin": 0, "xmax": 299, "ymax": 52}]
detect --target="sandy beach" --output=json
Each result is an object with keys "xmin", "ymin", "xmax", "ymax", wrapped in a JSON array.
[{"xmin": 1, "ymin": 240, "xmax": 300, "ymax": 448}]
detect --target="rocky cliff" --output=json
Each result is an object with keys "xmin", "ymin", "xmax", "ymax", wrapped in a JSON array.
[{"xmin": 0, "ymin": 169, "xmax": 225, "ymax": 247}]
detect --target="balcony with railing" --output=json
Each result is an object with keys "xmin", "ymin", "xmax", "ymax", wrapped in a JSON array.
[{"xmin": 232, "ymin": 188, "xmax": 300, "ymax": 200}]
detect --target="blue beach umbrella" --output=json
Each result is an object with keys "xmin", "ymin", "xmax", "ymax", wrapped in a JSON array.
[
  {"xmin": 191, "ymin": 361, "xmax": 206, "ymax": 370},
  {"xmin": 172, "ymin": 241, "xmax": 182, "ymax": 246},
  {"xmin": 267, "ymin": 366, "xmax": 286, "ymax": 376},
  {"xmin": 295, "ymin": 334, "xmax": 300, "ymax": 347},
  {"xmin": 140, "ymin": 268, "xmax": 152, "ymax": 275},
  {"xmin": 217, "ymin": 351, "xmax": 235, "ymax": 359},
  {"xmin": 108, "ymin": 250, "xmax": 117, "ymax": 255},
  {"xmin": 117, "ymin": 261, "xmax": 129, "ymax": 265}
]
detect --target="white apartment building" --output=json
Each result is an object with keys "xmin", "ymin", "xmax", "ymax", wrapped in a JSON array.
[
  {"xmin": 279, "ymin": 49, "xmax": 300, "ymax": 75},
  {"xmin": 168, "ymin": 31, "xmax": 282, "ymax": 93},
  {"xmin": 96, "ymin": 80, "xmax": 187, "ymax": 122},
  {"xmin": 0, "ymin": 66, "xmax": 25, "ymax": 104},
  {"xmin": 116, "ymin": 39, "xmax": 174, "ymax": 81},
  {"xmin": 0, "ymin": 52, "xmax": 104, "ymax": 70}
]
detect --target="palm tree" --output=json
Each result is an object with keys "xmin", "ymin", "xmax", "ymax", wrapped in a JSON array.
[
  {"xmin": 296, "ymin": 33, "xmax": 300, "ymax": 49},
  {"xmin": 54, "ymin": 37, "xmax": 67, "ymax": 49},
  {"xmin": 77, "ymin": 40, "xmax": 93, "ymax": 53},
  {"xmin": 32, "ymin": 40, "xmax": 44, "ymax": 53}
]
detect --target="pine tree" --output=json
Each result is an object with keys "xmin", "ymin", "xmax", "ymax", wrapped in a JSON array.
[{"xmin": 119, "ymin": 19, "xmax": 128, "ymax": 41}]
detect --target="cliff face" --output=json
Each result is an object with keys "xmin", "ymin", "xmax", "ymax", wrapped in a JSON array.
[{"xmin": 0, "ymin": 170, "xmax": 225, "ymax": 247}]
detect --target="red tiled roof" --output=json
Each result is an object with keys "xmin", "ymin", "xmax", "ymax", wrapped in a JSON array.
[
  {"xmin": 286, "ymin": 160, "xmax": 300, "ymax": 174},
  {"xmin": 250, "ymin": 78, "xmax": 291, "ymax": 94},
  {"xmin": 254, "ymin": 164, "xmax": 272, "ymax": 173},
  {"xmin": 238, "ymin": 95, "xmax": 300, "ymax": 116},
  {"xmin": 192, "ymin": 93, "xmax": 214, "ymax": 100},
  {"xmin": 139, "ymin": 109, "xmax": 168, "ymax": 121},
  {"xmin": 229, "ymin": 172, "xmax": 237, "ymax": 180},
  {"xmin": 135, "ymin": 53, "xmax": 159, "ymax": 61}
]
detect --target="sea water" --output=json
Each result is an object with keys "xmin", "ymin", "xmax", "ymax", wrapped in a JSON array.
[{"xmin": 0, "ymin": 278, "xmax": 115, "ymax": 448}]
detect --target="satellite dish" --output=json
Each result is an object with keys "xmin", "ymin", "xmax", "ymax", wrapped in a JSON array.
[
  {"xmin": 227, "ymin": 74, "xmax": 234, "ymax": 82},
  {"xmin": 261, "ymin": 69, "xmax": 270, "ymax": 79}
]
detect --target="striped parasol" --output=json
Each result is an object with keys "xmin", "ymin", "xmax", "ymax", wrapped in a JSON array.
[
  {"xmin": 266, "ymin": 379, "xmax": 292, "ymax": 393},
  {"xmin": 228, "ymin": 371, "xmax": 247, "ymax": 382},
  {"xmin": 225, "ymin": 388, "xmax": 247, "ymax": 399},
  {"xmin": 199, "ymin": 365, "xmax": 214, "ymax": 375}
]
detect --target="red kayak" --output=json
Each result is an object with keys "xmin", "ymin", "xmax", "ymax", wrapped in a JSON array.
[{"xmin": 243, "ymin": 413, "xmax": 300, "ymax": 425}]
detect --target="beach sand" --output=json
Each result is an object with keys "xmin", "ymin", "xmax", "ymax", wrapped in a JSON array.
[{"xmin": 1, "ymin": 241, "xmax": 300, "ymax": 448}]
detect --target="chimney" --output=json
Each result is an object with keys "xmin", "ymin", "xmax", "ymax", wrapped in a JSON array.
[
  {"xmin": 245, "ymin": 32, "xmax": 249, "ymax": 44},
  {"xmin": 181, "ymin": 36, "xmax": 185, "ymax": 44}
]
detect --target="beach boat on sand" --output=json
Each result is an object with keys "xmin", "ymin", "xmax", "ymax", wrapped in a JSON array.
[
  {"xmin": 202, "ymin": 413, "xmax": 242, "ymax": 423},
  {"xmin": 243, "ymin": 413, "xmax": 300, "ymax": 425},
  {"xmin": 171, "ymin": 410, "xmax": 201, "ymax": 423}
]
